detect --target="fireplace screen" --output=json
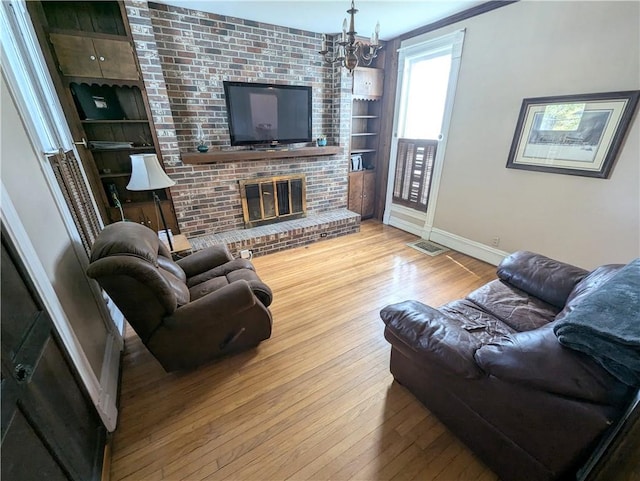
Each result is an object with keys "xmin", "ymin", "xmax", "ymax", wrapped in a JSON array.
[{"xmin": 239, "ymin": 174, "xmax": 306, "ymax": 228}]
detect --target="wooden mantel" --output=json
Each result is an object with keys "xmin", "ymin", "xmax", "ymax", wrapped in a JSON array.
[{"xmin": 181, "ymin": 145, "xmax": 341, "ymax": 164}]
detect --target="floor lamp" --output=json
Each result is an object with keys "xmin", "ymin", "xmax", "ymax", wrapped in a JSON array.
[{"xmin": 127, "ymin": 153, "xmax": 176, "ymax": 251}]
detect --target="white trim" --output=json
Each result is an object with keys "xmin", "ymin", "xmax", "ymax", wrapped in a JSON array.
[
  {"xmin": 1, "ymin": 0, "xmax": 69, "ymax": 152},
  {"xmin": 1, "ymin": 1, "xmax": 110, "ymax": 329},
  {"xmin": 388, "ymin": 218, "xmax": 424, "ymax": 238},
  {"xmin": 398, "ymin": 29, "xmax": 465, "ymax": 55},
  {"xmin": 1, "ymin": 1, "xmax": 121, "ymax": 430},
  {"xmin": 1, "ymin": 184, "xmax": 117, "ymax": 431},
  {"xmin": 423, "ymin": 33, "xmax": 464, "ymax": 231},
  {"xmin": 429, "ymin": 227, "xmax": 509, "ymax": 266},
  {"xmin": 386, "ymin": 203, "xmax": 428, "ymax": 237},
  {"xmin": 384, "ymin": 30, "xmax": 466, "ymax": 233},
  {"xmin": 98, "ymin": 334, "xmax": 121, "ymax": 429}
]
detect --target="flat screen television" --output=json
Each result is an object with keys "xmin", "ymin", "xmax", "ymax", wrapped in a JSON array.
[{"xmin": 223, "ymin": 81, "xmax": 312, "ymax": 147}]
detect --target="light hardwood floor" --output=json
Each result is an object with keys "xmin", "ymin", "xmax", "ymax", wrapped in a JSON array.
[{"xmin": 110, "ymin": 221, "xmax": 499, "ymax": 481}]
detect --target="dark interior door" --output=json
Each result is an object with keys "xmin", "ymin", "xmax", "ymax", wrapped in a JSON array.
[{"xmin": 1, "ymin": 229, "xmax": 105, "ymax": 481}]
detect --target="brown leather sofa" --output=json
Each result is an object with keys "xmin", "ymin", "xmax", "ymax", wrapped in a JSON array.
[
  {"xmin": 381, "ymin": 251, "xmax": 638, "ymax": 481},
  {"xmin": 87, "ymin": 222, "xmax": 273, "ymax": 372}
]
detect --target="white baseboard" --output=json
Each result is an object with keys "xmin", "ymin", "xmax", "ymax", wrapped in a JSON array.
[
  {"xmin": 98, "ymin": 333, "xmax": 121, "ymax": 432},
  {"xmin": 388, "ymin": 217, "xmax": 424, "ymax": 237},
  {"xmin": 429, "ymin": 228, "xmax": 509, "ymax": 266}
]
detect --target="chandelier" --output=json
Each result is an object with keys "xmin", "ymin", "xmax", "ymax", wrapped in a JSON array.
[{"xmin": 319, "ymin": 0, "xmax": 382, "ymax": 73}]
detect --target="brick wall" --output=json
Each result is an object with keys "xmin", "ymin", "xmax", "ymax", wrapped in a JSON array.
[{"xmin": 126, "ymin": 2, "xmax": 352, "ymax": 237}]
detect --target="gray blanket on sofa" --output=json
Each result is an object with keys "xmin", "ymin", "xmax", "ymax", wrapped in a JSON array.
[{"xmin": 554, "ymin": 258, "xmax": 640, "ymax": 386}]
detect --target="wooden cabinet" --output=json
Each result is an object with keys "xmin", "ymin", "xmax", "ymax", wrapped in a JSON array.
[
  {"xmin": 353, "ymin": 67, "xmax": 384, "ymax": 100},
  {"xmin": 49, "ymin": 34, "xmax": 138, "ymax": 80},
  {"xmin": 29, "ymin": 1, "xmax": 180, "ymax": 235},
  {"xmin": 348, "ymin": 170, "xmax": 375, "ymax": 218}
]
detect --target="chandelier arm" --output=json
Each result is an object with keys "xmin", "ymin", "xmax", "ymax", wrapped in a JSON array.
[{"xmin": 319, "ymin": 1, "xmax": 383, "ymax": 73}]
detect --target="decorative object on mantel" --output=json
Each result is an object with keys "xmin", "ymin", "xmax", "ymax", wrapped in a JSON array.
[
  {"xmin": 127, "ymin": 153, "xmax": 176, "ymax": 250},
  {"xmin": 506, "ymin": 90, "xmax": 640, "ymax": 178},
  {"xmin": 196, "ymin": 123, "xmax": 209, "ymax": 152},
  {"xmin": 319, "ymin": 0, "xmax": 382, "ymax": 73},
  {"xmin": 317, "ymin": 135, "xmax": 327, "ymax": 147}
]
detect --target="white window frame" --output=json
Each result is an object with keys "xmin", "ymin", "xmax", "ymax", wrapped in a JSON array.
[{"xmin": 384, "ymin": 29, "xmax": 466, "ymax": 238}]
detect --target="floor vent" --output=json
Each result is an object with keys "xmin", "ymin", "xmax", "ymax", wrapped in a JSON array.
[{"xmin": 407, "ymin": 239, "xmax": 449, "ymax": 256}]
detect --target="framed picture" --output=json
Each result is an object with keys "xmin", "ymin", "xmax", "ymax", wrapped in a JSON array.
[{"xmin": 506, "ymin": 91, "xmax": 639, "ymax": 178}]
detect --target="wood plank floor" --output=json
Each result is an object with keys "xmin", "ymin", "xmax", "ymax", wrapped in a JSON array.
[{"xmin": 109, "ymin": 221, "xmax": 499, "ymax": 481}]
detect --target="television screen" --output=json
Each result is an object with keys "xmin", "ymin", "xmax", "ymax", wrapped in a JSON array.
[{"xmin": 223, "ymin": 81, "xmax": 312, "ymax": 146}]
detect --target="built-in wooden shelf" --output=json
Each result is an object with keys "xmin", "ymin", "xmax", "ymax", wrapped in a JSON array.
[{"xmin": 182, "ymin": 145, "xmax": 341, "ymax": 164}]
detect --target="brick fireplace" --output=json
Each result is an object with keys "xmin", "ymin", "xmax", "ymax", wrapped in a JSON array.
[{"xmin": 125, "ymin": 1, "xmax": 357, "ymax": 254}]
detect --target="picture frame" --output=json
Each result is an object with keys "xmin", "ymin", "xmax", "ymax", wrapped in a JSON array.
[{"xmin": 506, "ymin": 91, "xmax": 640, "ymax": 178}]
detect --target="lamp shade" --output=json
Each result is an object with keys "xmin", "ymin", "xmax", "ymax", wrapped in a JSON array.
[{"xmin": 127, "ymin": 154, "xmax": 175, "ymax": 191}]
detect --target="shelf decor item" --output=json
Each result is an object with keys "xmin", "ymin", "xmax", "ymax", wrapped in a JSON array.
[
  {"xmin": 317, "ymin": 135, "xmax": 327, "ymax": 147},
  {"xmin": 196, "ymin": 123, "xmax": 209, "ymax": 152},
  {"xmin": 506, "ymin": 90, "xmax": 640, "ymax": 178},
  {"xmin": 318, "ymin": 0, "xmax": 382, "ymax": 73},
  {"xmin": 127, "ymin": 154, "xmax": 176, "ymax": 250}
]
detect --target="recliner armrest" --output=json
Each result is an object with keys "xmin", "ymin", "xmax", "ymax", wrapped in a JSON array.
[
  {"xmin": 381, "ymin": 300, "xmax": 485, "ymax": 379},
  {"xmin": 497, "ymin": 251, "xmax": 588, "ymax": 308},
  {"xmin": 176, "ymin": 244, "xmax": 234, "ymax": 277},
  {"xmin": 475, "ymin": 324, "xmax": 629, "ymax": 404}
]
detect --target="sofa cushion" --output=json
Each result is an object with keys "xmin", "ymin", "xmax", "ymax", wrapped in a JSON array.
[
  {"xmin": 497, "ymin": 251, "xmax": 588, "ymax": 308},
  {"xmin": 186, "ymin": 258, "xmax": 255, "ymax": 288},
  {"xmin": 466, "ymin": 280, "xmax": 560, "ymax": 332},
  {"xmin": 157, "ymin": 255, "xmax": 187, "ymax": 283},
  {"xmin": 159, "ymin": 267, "xmax": 190, "ymax": 306},
  {"xmin": 475, "ymin": 323, "xmax": 630, "ymax": 404},
  {"xmin": 189, "ymin": 276, "xmax": 229, "ymax": 302}
]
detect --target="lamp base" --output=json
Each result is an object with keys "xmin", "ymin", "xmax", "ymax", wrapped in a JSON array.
[{"xmin": 152, "ymin": 191, "xmax": 174, "ymax": 251}]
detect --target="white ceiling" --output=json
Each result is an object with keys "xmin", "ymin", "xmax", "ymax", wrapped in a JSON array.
[{"xmin": 153, "ymin": 1, "xmax": 485, "ymax": 40}]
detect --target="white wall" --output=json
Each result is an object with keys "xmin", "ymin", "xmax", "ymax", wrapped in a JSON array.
[
  {"xmin": 427, "ymin": 1, "xmax": 639, "ymax": 269},
  {"xmin": 1, "ymin": 72, "xmax": 108, "ymax": 376}
]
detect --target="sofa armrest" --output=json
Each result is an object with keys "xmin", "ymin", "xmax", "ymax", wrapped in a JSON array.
[
  {"xmin": 475, "ymin": 324, "xmax": 629, "ymax": 404},
  {"xmin": 176, "ymin": 244, "xmax": 234, "ymax": 277},
  {"xmin": 164, "ymin": 279, "xmax": 257, "ymax": 328},
  {"xmin": 497, "ymin": 251, "xmax": 588, "ymax": 308},
  {"xmin": 380, "ymin": 300, "xmax": 485, "ymax": 379}
]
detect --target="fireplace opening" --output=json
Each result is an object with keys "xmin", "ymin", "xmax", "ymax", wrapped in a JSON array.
[{"xmin": 239, "ymin": 175, "xmax": 306, "ymax": 228}]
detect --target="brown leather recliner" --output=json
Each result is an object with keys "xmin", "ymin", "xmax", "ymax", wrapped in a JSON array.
[{"xmin": 87, "ymin": 222, "xmax": 273, "ymax": 372}]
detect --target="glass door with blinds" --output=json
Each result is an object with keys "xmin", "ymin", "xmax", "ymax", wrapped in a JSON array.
[{"xmin": 384, "ymin": 30, "xmax": 465, "ymax": 237}]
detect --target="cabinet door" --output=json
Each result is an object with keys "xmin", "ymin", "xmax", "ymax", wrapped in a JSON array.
[
  {"xmin": 362, "ymin": 170, "xmax": 376, "ymax": 218},
  {"xmin": 49, "ymin": 34, "xmax": 138, "ymax": 80},
  {"xmin": 50, "ymin": 33, "xmax": 102, "ymax": 78},
  {"xmin": 348, "ymin": 171, "xmax": 364, "ymax": 214},
  {"xmin": 353, "ymin": 67, "xmax": 384, "ymax": 100},
  {"xmin": 121, "ymin": 201, "xmax": 179, "ymax": 235},
  {"xmin": 92, "ymin": 38, "xmax": 139, "ymax": 80},
  {"xmin": 1, "ymin": 235, "xmax": 104, "ymax": 481}
]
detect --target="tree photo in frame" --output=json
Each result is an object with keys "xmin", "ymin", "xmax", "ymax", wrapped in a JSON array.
[{"xmin": 506, "ymin": 91, "xmax": 640, "ymax": 178}]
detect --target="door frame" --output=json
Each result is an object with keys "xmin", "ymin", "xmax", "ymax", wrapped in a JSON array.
[
  {"xmin": 1, "ymin": 0, "xmax": 122, "ymax": 431},
  {"xmin": 383, "ymin": 29, "xmax": 466, "ymax": 238}
]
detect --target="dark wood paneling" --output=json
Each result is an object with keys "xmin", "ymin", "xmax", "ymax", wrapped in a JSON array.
[{"xmin": 1, "ymin": 233, "xmax": 105, "ymax": 481}]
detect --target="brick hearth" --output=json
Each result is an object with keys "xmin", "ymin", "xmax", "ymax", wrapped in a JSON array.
[{"xmin": 189, "ymin": 209, "xmax": 360, "ymax": 257}]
